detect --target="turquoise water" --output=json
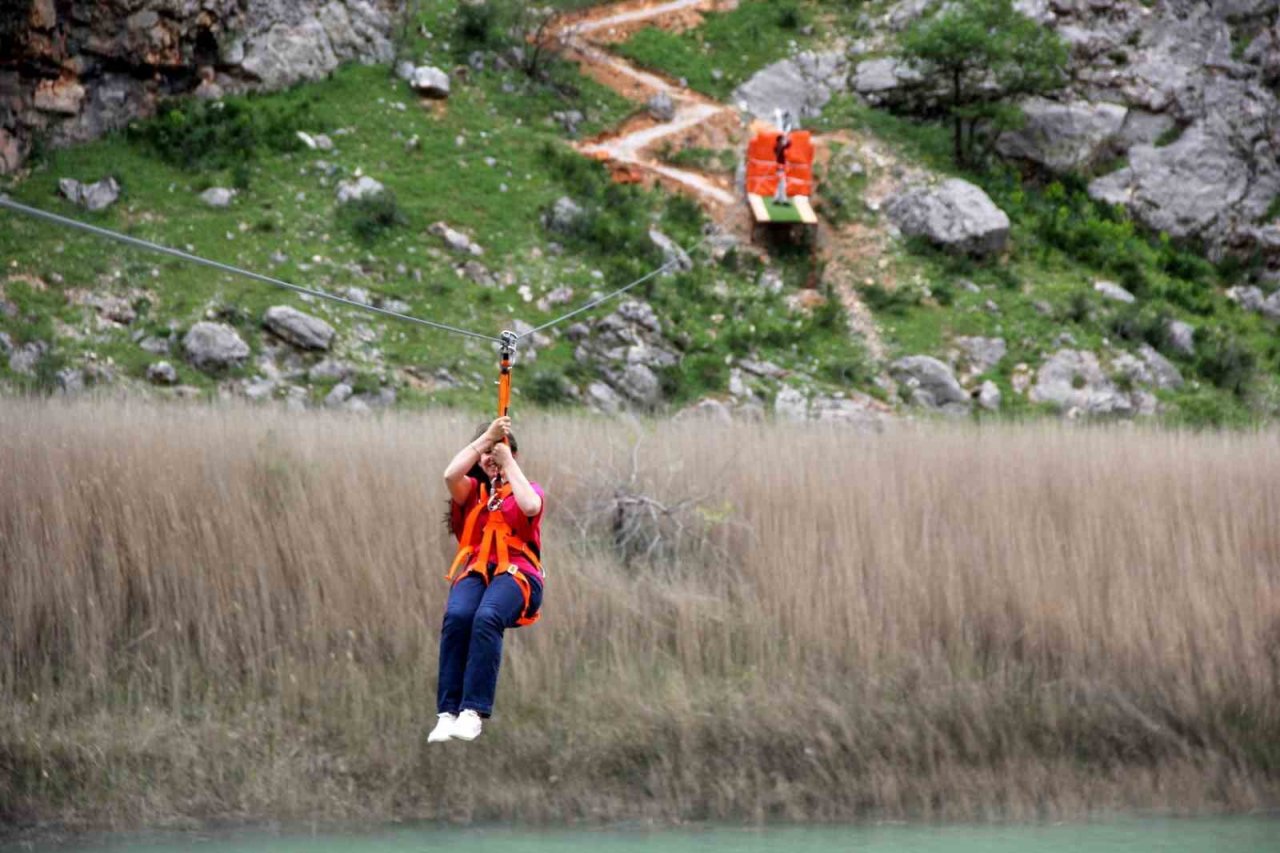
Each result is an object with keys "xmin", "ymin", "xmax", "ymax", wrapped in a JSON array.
[{"xmin": 9, "ymin": 819, "xmax": 1280, "ymax": 853}]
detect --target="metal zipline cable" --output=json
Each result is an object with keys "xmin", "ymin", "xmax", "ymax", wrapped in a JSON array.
[
  {"xmin": 0, "ymin": 196, "xmax": 704, "ymax": 351},
  {"xmin": 0, "ymin": 196, "xmax": 503, "ymax": 344},
  {"xmin": 515, "ymin": 235, "xmax": 707, "ymax": 341}
]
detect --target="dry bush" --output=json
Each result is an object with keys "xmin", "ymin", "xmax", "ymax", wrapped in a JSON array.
[{"xmin": 1, "ymin": 398, "xmax": 1278, "ymax": 827}]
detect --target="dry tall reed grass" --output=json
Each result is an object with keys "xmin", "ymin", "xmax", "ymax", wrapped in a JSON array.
[{"xmin": 2, "ymin": 398, "xmax": 1278, "ymax": 828}]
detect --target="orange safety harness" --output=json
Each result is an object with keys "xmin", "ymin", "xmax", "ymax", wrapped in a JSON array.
[{"xmin": 444, "ymin": 331, "xmax": 543, "ymax": 626}]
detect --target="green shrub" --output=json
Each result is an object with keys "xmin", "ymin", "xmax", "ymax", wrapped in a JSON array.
[
  {"xmin": 663, "ymin": 194, "xmax": 705, "ymax": 237},
  {"xmin": 525, "ymin": 370, "xmax": 572, "ymax": 406},
  {"xmin": 1061, "ymin": 290, "xmax": 1092, "ymax": 324},
  {"xmin": 337, "ymin": 193, "xmax": 408, "ymax": 244},
  {"xmin": 807, "ymin": 294, "xmax": 846, "ymax": 332},
  {"xmin": 679, "ymin": 351, "xmax": 728, "ymax": 398},
  {"xmin": 1169, "ymin": 388, "xmax": 1256, "ymax": 429},
  {"xmin": 455, "ymin": 1, "xmax": 501, "ymax": 50},
  {"xmin": 1109, "ymin": 304, "xmax": 1172, "ymax": 350},
  {"xmin": 231, "ymin": 161, "xmax": 253, "ymax": 191},
  {"xmin": 129, "ymin": 97, "xmax": 311, "ymax": 171},
  {"xmin": 1154, "ymin": 125, "xmax": 1183, "ymax": 147},
  {"xmin": 776, "ymin": 0, "xmax": 802, "ymax": 29},
  {"xmin": 820, "ymin": 353, "xmax": 872, "ymax": 386},
  {"xmin": 1196, "ymin": 326, "xmax": 1256, "ymax": 396},
  {"xmin": 1152, "ymin": 276, "xmax": 1214, "ymax": 315},
  {"xmin": 1157, "ymin": 235, "xmax": 1213, "ymax": 284},
  {"xmin": 14, "ymin": 347, "xmax": 67, "ymax": 397},
  {"xmin": 860, "ymin": 282, "xmax": 921, "ymax": 315}
]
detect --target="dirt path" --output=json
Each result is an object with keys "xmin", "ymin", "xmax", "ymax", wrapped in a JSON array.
[
  {"xmin": 549, "ymin": 0, "xmax": 742, "ymax": 210},
  {"xmin": 550, "ymin": 0, "xmax": 893, "ymax": 362}
]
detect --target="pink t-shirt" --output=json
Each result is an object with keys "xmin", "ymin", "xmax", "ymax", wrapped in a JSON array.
[{"xmin": 452, "ymin": 476, "xmax": 545, "ymax": 584}]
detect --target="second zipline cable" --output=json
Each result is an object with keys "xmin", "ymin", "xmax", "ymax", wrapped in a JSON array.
[{"xmin": 0, "ymin": 196, "xmax": 503, "ymax": 343}]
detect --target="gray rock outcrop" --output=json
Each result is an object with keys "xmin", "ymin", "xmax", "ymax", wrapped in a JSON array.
[
  {"xmin": 57, "ymin": 177, "xmax": 120, "ymax": 211},
  {"xmin": 772, "ymin": 385, "xmax": 890, "ymax": 430},
  {"xmin": 954, "ymin": 336, "xmax": 1007, "ymax": 378},
  {"xmin": 852, "ymin": 57, "xmax": 921, "ymax": 101},
  {"xmin": 409, "ymin": 65, "xmax": 450, "ymax": 99},
  {"xmin": 890, "ymin": 355, "xmax": 970, "ymax": 413},
  {"xmin": 646, "ymin": 91, "xmax": 675, "ymax": 122},
  {"xmin": 183, "ymin": 322, "xmax": 249, "ymax": 371},
  {"xmin": 1228, "ymin": 285, "xmax": 1280, "ymax": 321},
  {"xmin": 429, "ymin": 222, "xmax": 484, "ymax": 256},
  {"xmin": 673, "ymin": 398, "xmax": 734, "ymax": 424},
  {"xmin": 335, "ymin": 175, "xmax": 385, "ymax": 204},
  {"xmin": 263, "ymin": 305, "xmax": 335, "ymax": 350},
  {"xmin": 732, "ymin": 51, "xmax": 850, "ymax": 120},
  {"xmin": 573, "ymin": 299, "xmax": 678, "ymax": 410},
  {"xmin": 1094, "ymin": 280, "xmax": 1136, "ymax": 303},
  {"xmin": 996, "ymin": 97, "xmax": 1128, "ymax": 173},
  {"xmin": 1138, "ymin": 343, "xmax": 1183, "ymax": 390},
  {"xmin": 879, "ymin": 0, "xmax": 1280, "ymax": 263},
  {"xmin": 1166, "ymin": 319, "xmax": 1195, "ymax": 356},
  {"xmin": 8, "ymin": 340, "xmax": 49, "ymax": 375},
  {"xmin": 199, "ymin": 187, "xmax": 237, "ymax": 207},
  {"xmin": 1029, "ymin": 349, "xmax": 1141, "ymax": 417},
  {"xmin": 648, "ymin": 229, "xmax": 693, "ymax": 273},
  {"xmin": 544, "ymin": 197, "xmax": 586, "ymax": 236},
  {"xmin": 147, "ymin": 361, "xmax": 178, "ymax": 385},
  {"xmin": 977, "ymin": 380, "xmax": 1002, "ymax": 411},
  {"xmin": 885, "ymin": 179, "xmax": 1010, "ymax": 256}
]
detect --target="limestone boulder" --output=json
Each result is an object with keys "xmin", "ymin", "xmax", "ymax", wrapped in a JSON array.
[
  {"xmin": 1166, "ymin": 320, "xmax": 1195, "ymax": 356},
  {"xmin": 183, "ymin": 322, "xmax": 249, "ymax": 371},
  {"xmin": 544, "ymin": 197, "xmax": 587, "ymax": 237},
  {"xmin": 732, "ymin": 51, "xmax": 849, "ymax": 121},
  {"xmin": 263, "ymin": 305, "xmax": 335, "ymax": 351},
  {"xmin": 890, "ymin": 355, "xmax": 970, "ymax": 413},
  {"xmin": 200, "ymin": 187, "xmax": 237, "ymax": 207},
  {"xmin": 885, "ymin": 179, "xmax": 1010, "ymax": 256},
  {"xmin": 57, "ymin": 177, "xmax": 120, "ymax": 211},
  {"xmin": 647, "ymin": 91, "xmax": 675, "ymax": 122},
  {"xmin": 335, "ymin": 175, "xmax": 385, "ymax": 204},
  {"xmin": 410, "ymin": 66, "xmax": 450, "ymax": 99},
  {"xmin": 648, "ymin": 229, "xmax": 692, "ymax": 274},
  {"xmin": 1029, "ymin": 349, "xmax": 1136, "ymax": 417},
  {"xmin": 996, "ymin": 98, "xmax": 1128, "ymax": 173},
  {"xmin": 1094, "ymin": 280, "xmax": 1136, "ymax": 303},
  {"xmin": 147, "ymin": 361, "xmax": 178, "ymax": 385}
]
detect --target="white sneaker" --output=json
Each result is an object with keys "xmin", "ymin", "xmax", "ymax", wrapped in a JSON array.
[
  {"xmin": 427, "ymin": 712, "xmax": 456, "ymax": 743},
  {"xmin": 451, "ymin": 709, "xmax": 483, "ymax": 741}
]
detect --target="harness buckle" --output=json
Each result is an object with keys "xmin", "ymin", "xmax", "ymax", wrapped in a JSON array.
[{"xmin": 487, "ymin": 486, "xmax": 504, "ymax": 512}]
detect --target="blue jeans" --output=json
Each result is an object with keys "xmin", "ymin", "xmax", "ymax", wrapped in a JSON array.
[{"xmin": 436, "ymin": 571, "xmax": 543, "ymax": 717}]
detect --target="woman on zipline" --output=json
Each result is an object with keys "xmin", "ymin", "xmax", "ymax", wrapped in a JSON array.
[{"xmin": 429, "ymin": 415, "xmax": 544, "ymax": 743}]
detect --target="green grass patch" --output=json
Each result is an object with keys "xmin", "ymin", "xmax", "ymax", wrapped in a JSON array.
[{"xmin": 613, "ymin": 0, "xmax": 813, "ymax": 100}]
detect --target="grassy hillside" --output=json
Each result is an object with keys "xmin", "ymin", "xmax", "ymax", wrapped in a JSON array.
[
  {"xmin": 0, "ymin": 0, "xmax": 866, "ymax": 415},
  {"xmin": 0, "ymin": 0, "xmax": 1277, "ymax": 427},
  {"xmin": 3, "ymin": 398, "xmax": 1279, "ymax": 829}
]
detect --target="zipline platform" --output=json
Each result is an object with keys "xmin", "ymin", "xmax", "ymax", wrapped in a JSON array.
[{"xmin": 747, "ymin": 193, "xmax": 817, "ymax": 225}]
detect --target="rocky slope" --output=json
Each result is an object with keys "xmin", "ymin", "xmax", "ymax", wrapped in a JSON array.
[
  {"xmin": 0, "ymin": 0, "xmax": 396, "ymax": 172},
  {"xmin": 858, "ymin": 0, "xmax": 1280, "ymax": 267}
]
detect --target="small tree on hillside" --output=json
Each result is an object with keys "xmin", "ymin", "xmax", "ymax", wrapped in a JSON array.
[
  {"xmin": 896, "ymin": 0, "xmax": 1068, "ymax": 167},
  {"xmin": 454, "ymin": 1, "xmax": 565, "ymax": 81}
]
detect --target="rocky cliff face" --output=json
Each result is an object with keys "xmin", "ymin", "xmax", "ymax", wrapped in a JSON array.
[
  {"xmin": 0, "ymin": 0, "xmax": 395, "ymax": 173},
  {"xmin": 863, "ymin": 0, "xmax": 1280, "ymax": 265}
]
